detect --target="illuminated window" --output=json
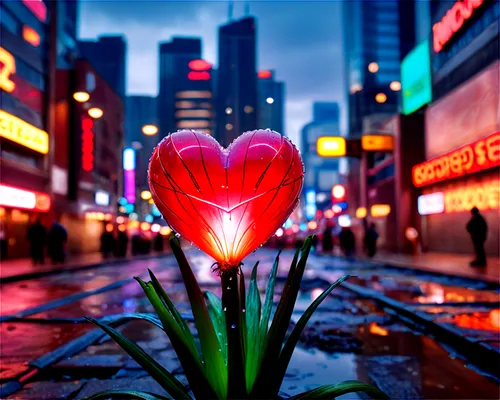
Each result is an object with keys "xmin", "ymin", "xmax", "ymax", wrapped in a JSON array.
[
  {"xmin": 175, "ymin": 101, "xmax": 196, "ymax": 109},
  {"xmin": 226, "ymin": 123, "xmax": 233, "ymax": 131},
  {"xmin": 244, "ymin": 105, "xmax": 254, "ymax": 113},
  {"xmin": 175, "ymin": 109, "xmax": 211, "ymax": 118},
  {"xmin": 176, "ymin": 91, "xmax": 212, "ymax": 99},
  {"xmin": 177, "ymin": 120, "xmax": 210, "ymax": 128},
  {"xmin": 199, "ymin": 102, "xmax": 211, "ymax": 109},
  {"xmin": 199, "ymin": 129, "xmax": 212, "ymax": 135}
]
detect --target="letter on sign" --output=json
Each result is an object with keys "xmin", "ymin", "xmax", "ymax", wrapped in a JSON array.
[
  {"xmin": 0, "ymin": 110, "xmax": 49, "ymax": 154},
  {"xmin": 0, "ymin": 47, "xmax": 16, "ymax": 93}
]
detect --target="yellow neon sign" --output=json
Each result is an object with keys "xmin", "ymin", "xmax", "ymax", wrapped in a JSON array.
[
  {"xmin": 0, "ymin": 47, "xmax": 16, "ymax": 93},
  {"xmin": 317, "ymin": 136, "xmax": 346, "ymax": 157},
  {"xmin": 0, "ymin": 110, "xmax": 49, "ymax": 154},
  {"xmin": 361, "ymin": 135, "xmax": 394, "ymax": 152},
  {"xmin": 370, "ymin": 204, "xmax": 391, "ymax": 218}
]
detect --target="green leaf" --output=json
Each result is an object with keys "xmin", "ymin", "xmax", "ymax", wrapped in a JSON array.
[
  {"xmin": 276, "ymin": 275, "xmax": 351, "ymax": 385},
  {"xmin": 148, "ymin": 269, "xmax": 199, "ymax": 356},
  {"xmin": 290, "ymin": 380, "xmax": 390, "ymax": 400},
  {"xmin": 205, "ymin": 291, "xmax": 227, "ymax": 362},
  {"xmin": 169, "ymin": 236, "xmax": 227, "ymax": 400},
  {"xmin": 260, "ymin": 250, "xmax": 281, "ymax": 335},
  {"xmin": 80, "ymin": 390, "xmax": 173, "ymax": 400},
  {"xmin": 135, "ymin": 278, "xmax": 214, "ymax": 399},
  {"xmin": 251, "ymin": 237, "xmax": 313, "ymax": 398},
  {"xmin": 245, "ymin": 261, "xmax": 262, "ymax": 393},
  {"xmin": 239, "ymin": 266, "xmax": 247, "ymax": 358},
  {"xmin": 86, "ymin": 317, "xmax": 190, "ymax": 400}
]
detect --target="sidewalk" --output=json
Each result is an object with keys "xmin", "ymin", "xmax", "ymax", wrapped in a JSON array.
[
  {"xmin": 368, "ymin": 251, "xmax": 500, "ymax": 284},
  {"xmin": 0, "ymin": 252, "xmax": 169, "ymax": 283}
]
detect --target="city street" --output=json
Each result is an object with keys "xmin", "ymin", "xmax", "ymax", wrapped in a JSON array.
[{"xmin": 1, "ymin": 248, "xmax": 499, "ymax": 399}]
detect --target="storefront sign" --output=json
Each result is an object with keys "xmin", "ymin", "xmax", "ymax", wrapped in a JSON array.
[
  {"xmin": 0, "ymin": 110, "xmax": 49, "ymax": 154},
  {"xmin": 361, "ymin": 135, "xmax": 394, "ymax": 152},
  {"xmin": 370, "ymin": 204, "xmax": 391, "ymax": 218},
  {"xmin": 317, "ymin": 137, "xmax": 346, "ymax": 157},
  {"xmin": 418, "ymin": 192, "xmax": 445, "ymax": 215},
  {"xmin": 0, "ymin": 184, "xmax": 51, "ymax": 212},
  {"xmin": 433, "ymin": 0, "xmax": 486, "ymax": 53},
  {"xmin": 444, "ymin": 179, "xmax": 499, "ymax": 213},
  {"xmin": 81, "ymin": 117, "xmax": 94, "ymax": 171},
  {"xmin": 413, "ymin": 131, "xmax": 500, "ymax": 187},
  {"xmin": 95, "ymin": 190, "xmax": 110, "ymax": 206},
  {"xmin": 0, "ymin": 47, "xmax": 16, "ymax": 93},
  {"xmin": 401, "ymin": 40, "xmax": 432, "ymax": 115}
]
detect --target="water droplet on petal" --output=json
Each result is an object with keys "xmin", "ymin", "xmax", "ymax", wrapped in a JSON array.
[
  {"xmin": 242, "ymin": 309, "xmax": 246, "ymax": 313},
  {"xmin": 227, "ymin": 286, "xmax": 231, "ymax": 290},
  {"xmin": 223, "ymin": 307, "xmax": 227, "ymax": 311},
  {"xmin": 229, "ymin": 276, "xmax": 233, "ymax": 281},
  {"xmin": 231, "ymin": 324, "xmax": 236, "ymax": 329}
]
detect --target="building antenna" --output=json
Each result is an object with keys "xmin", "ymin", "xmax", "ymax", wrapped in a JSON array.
[
  {"xmin": 244, "ymin": 1, "xmax": 250, "ymax": 16},
  {"xmin": 228, "ymin": 1, "xmax": 234, "ymax": 21}
]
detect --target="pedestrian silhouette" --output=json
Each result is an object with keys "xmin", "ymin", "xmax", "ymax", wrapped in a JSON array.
[
  {"xmin": 153, "ymin": 232, "xmax": 164, "ymax": 253},
  {"xmin": 100, "ymin": 225, "xmax": 115, "ymax": 259},
  {"xmin": 322, "ymin": 224, "xmax": 334, "ymax": 253},
  {"xmin": 364, "ymin": 223, "xmax": 379, "ymax": 258},
  {"xmin": 27, "ymin": 217, "xmax": 47, "ymax": 265},
  {"xmin": 339, "ymin": 226, "xmax": 356, "ymax": 258},
  {"xmin": 115, "ymin": 230, "xmax": 129, "ymax": 257},
  {"xmin": 466, "ymin": 207, "xmax": 488, "ymax": 267},
  {"xmin": 48, "ymin": 221, "xmax": 68, "ymax": 264}
]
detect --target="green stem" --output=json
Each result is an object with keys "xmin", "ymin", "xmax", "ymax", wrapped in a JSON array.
[{"xmin": 221, "ymin": 268, "xmax": 246, "ymax": 399}]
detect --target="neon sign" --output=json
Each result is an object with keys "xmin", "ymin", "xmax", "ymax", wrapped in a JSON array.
[
  {"xmin": 418, "ymin": 192, "xmax": 445, "ymax": 215},
  {"xmin": 123, "ymin": 148, "xmax": 136, "ymax": 203},
  {"xmin": 81, "ymin": 117, "xmax": 94, "ymax": 172},
  {"xmin": 188, "ymin": 59, "xmax": 211, "ymax": 81},
  {"xmin": 444, "ymin": 179, "xmax": 499, "ymax": 213},
  {"xmin": 0, "ymin": 47, "xmax": 16, "ymax": 93},
  {"xmin": 188, "ymin": 71, "xmax": 210, "ymax": 81},
  {"xmin": 22, "ymin": 26, "xmax": 41, "ymax": 47},
  {"xmin": 188, "ymin": 59, "xmax": 211, "ymax": 71},
  {"xmin": 0, "ymin": 184, "xmax": 51, "ymax": 212},
  {"xmin": 413, "ymin": 131, "xmax": 500, "ymax": 187},
  {"xmin": 21, "ymin": 0, "xmax": 47, "ymax": 22},
  {"xmin": 0, "ymin": 110, "xmax": 49, "ymax": 154},
  {"xmin": 433, "ymin": 0, "xmax": 486, "ymax": 53},
  {"xmin": 258, "ymin": 70, "xmax": 272, "ymax": 79}
]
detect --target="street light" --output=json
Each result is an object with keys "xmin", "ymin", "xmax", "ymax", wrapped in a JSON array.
[
  {"xmin": 73, "ymin": 91, "xmax": 90, "ymax": 102},
  {"xmin": 266, "ymin": 97, "xmax": 274, "ymax": 104},
  {"xmin": 141, "ymin": 190, "xmax": 152, "ymax": 200},
  {"xmin": 368, "ymin": 62, "xmax": 379, "ymax": 73},
  {"xmin": 390, "ymin": 81, "xmax": 401, "ymax": 91},
  {"xmin": 375, "ymin": 93, "xmax": 387, "ymax": 103},
  {"xmin": 142, "ymin": 124, "xmax": 158, "ymax": 136},
  {"xmin": 88, "ymin": 107, "xmax": 103, "ymax": 118}
]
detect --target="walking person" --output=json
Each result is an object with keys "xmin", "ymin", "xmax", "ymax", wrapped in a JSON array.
[
  {"xmin": 363, "ymin": 223, "xmax": 379, "ymax": 258},
  {"xmin": 115, "ymin": 229, "xmax": 129, "ymax": 258},
  {"xmin": 48, "ymin": 221, "xmax": 68, "ymax": 264},
  {"xmin": 322, "ymin": 224, "xmax": 334, "ymax": 253},
  {"xmin": 27, "ymin": 217, "xmax": 47, "ymax": 265},
  {"xmin": 100, "ymin": 225, "xmax": 115, "ymax": 259},
  {"xmin": 466, "ymin": 207, "xmax": 488, "ymax": 267},
  {"xmin": 339, "ymin": 226, "xmax": 356, "ymax": 258}
]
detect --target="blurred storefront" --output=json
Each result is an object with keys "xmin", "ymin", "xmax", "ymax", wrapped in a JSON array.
[
  {"xmin": 0, "ymin": 1, "xmax": 52, "ymax": 258},
  {"xmin": 53, "ymin": 59, "xmax": 124, "ymax": 254},
  {"xmin": 412, "ymin": 0, "xmax": 500, "ymax": 256}
]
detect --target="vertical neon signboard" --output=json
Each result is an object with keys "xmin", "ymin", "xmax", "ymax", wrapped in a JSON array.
[
  {"xmin": 81, "ymin": 117, "xmax": 94, "ymax": 171},
  {"xmin": 123, "ymin": 148, "xmax": 136, "ymax": 203}
]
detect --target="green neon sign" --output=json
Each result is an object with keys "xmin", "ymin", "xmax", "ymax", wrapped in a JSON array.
[{"xmin": 401, "ymin": 40, "xmax": 432, "ymax": 115}]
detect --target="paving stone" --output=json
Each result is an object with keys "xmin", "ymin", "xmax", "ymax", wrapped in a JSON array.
[
  {"xmin": 75, "ymin": 377, "xmax": 168, "ymax": 399},
  {"xmin": 55, "ymin": 355, "xmax": 126, "ymax": 369},
  {"xmin": 0, "ymin": 358, "xmax": 29, "ymax": 380},
  {"xmin": 10, "ymin": 381, "xmax": 83, "ymax": 399}
]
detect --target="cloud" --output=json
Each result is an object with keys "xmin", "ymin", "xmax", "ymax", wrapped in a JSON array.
[{"xmin": 79, "ymin": 0, "xmax": 345, "ymax": 145}]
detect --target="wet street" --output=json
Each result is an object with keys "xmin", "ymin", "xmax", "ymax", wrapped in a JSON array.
[{"xmin": 1, "ymin": 248, "xmax": 499, "ymax": 399}]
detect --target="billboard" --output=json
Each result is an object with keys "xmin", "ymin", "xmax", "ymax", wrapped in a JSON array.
[{"xmin": 401, "ymin": 40, "xmax": 432, "ymax": 115}]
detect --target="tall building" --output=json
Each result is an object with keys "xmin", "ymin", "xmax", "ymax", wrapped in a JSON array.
[
  {"xmin": 216, "ymin": 17, "xmax": 258, "ymax": 146},
  {"xmin": 0, "ymin": 0, "xmax": 52, "ymax": 258},
  {"xmin": 301, "ymin": 102, "xmax": 341, "ymax": 215},
  {"xmin": 257, "ymin": 70, "xmax": 285, "ymax": 134},
  {"xmin": 125, "ymin": 95, "xmax": 158, "ymax": 189},
  {"xmin": 157, "ymin": 38, "xmax": 215, "ymax": 137},
  {"xmin": 50, "ymin": 0, "xmax": 79, "ymax": 69},
  {"xmin": 79, "ymin": 35, "xmax": 127, "ymax": 99},
  {"xmin": 343, "ymin": 0, "xmax": 419, "ymax": 136}
]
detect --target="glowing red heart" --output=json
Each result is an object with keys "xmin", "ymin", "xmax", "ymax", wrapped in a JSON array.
[{"xmin": 149, "ymin": 129, "xmax": 304, "ymax": 269}]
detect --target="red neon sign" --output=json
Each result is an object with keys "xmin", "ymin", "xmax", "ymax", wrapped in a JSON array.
[
  {"xmin": 188, "ymin": 59, "xmax": 211, "ymax": 71},
  {"xmin": 21, "ymin": 0, "xmax": 47, "ymax": 23},
  {"xmin": 433, "ymin": 0, "xmax": 486, "ymax": 52},
  {"xmin": 0, "ymin": 184, "xmax": 51, "ymax": 212},
  {"xmin": 413, "ymin": 131, "xmax": 500, "ymax": 187},
  {"xmin": 188, "ymin": 71, "xmax": 210, "ymax": 81},
  {"xmin": 258, "ymin": 70, "xmax": 272, "ymax": 79},
  {"xmin": 82, "ymin": 117, "xmax": 95, "ymax": 172}
]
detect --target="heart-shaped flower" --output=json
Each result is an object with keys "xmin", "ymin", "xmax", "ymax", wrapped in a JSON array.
[{"xmin": 148, "ymin": 129, "xmax": 304, "ymax": 270}]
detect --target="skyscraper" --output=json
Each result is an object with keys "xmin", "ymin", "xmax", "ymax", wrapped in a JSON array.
[
  {"xmin": 79, "ymin": 35, "xmax": 127, "ymax": 99},
  {"xmin": 50, "ymin": 0, "xmax": 79, "ymax": 69},
  {"xmin": 343, "ymin": 0, "xmax": 418, "ymax": 136},
  {"xmin": 216, "ymin": 16, "xmax": 257, "ymax": 146},
  {"xmin": 257, "ymin": 70, "xmax": 285, "ymax": 134}
]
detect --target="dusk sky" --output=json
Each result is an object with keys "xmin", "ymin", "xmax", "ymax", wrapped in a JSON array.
[{"xmin": 79, "ymin": 0, "xmax": 346, "ymax": 145}]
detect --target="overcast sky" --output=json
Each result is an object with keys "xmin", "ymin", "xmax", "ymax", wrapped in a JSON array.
[{"xmin": 79, "ymin": 0, "xmax": 346, "ymax": 145}]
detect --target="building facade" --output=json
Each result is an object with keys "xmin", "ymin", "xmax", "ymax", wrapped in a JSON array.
[
  {"xmin": 157, "ymin": 38, "xmax": 205, "ymax": 137},
  {"xmin": 0, "ymin": 0, "xmax": 51, "ymax": 258},
  {"xmin": 257, "ymin": 70, "xmax": 284, "ymax": 134},
  {"xmin": 216, "ymin": 17, "xmax": 258, "ymax": 146},
  {"xmin": 79, "ymin": 35, "xmax": 127, "ymax": 99}
]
